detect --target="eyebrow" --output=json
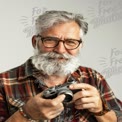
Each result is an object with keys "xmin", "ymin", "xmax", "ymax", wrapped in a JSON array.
[{"xmin": 41, "ymin": 35, "xmax": 81, "ymax": 41}]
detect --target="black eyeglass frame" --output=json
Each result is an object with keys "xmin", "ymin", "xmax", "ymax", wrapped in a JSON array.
[{"xmin": 36, "ymin": 34, "xmax": 82, "ymax": 50}]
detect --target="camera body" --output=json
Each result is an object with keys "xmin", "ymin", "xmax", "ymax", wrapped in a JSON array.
[{"xmin": 42, "ymin": 77, "xmax": 79, "ymax": 103}]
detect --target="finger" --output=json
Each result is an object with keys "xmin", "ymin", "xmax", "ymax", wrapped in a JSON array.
[
  {"xmin": 54, "ymin": 94, "xmax": 65, "ymax": 102},
  {"xmin": 69, "ymin": 83, "xmax": 95, "ymax": 90},
  {"xmin": 48, "ymin": 110, "xmax": 62, "ymax": 119},
  {"xmin": 49, "ymin": 94, "xmax": 65, "ymax": 106},
  {"xmin": 74, "ymin": 97, "xmax": 94, "ymax": 105},
  {"xmin": 45, "ymin": 104, "xmax": 64, "ymax": 119},
  {"xmin": 73, "ymin": 89, "xmax": 92, "ymax": 101},
  {"xmin": 75, "ymin": 102, "xmax": 95, "ymax": 110},
  {"xmin": 51, "ymin": 109, "xmax": 63, "ymax": 115}
]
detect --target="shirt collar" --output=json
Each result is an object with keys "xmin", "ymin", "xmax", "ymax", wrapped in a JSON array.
[{"xmin": 18, "ymin": 57, "xmax": 42, "ymax": 80}]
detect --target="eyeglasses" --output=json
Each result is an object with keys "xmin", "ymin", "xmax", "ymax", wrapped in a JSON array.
[{"xmin": 36, "ymin": 34, "xmax": 82, "ymax": 50}]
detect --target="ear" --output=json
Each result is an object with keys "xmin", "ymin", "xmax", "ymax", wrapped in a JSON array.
[
  {"xmin": 79, "ymin": 41, "xmax": 83, "ymax": 49},
  {"xmin": 81, "ymin": 41, "xmax": 84, "ymax": 48},
  {"xmin": 32, "ymin": 35, "xmax": 37, "ymax": 48}
]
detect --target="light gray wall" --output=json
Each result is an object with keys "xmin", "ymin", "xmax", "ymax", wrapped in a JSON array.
[{"xmin": 0, "ymin": 0, "xmax": 122, "ymax": 99}]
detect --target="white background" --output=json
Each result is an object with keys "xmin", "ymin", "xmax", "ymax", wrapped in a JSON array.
[{"xmin": 0, "ymin": 0, "xmax": 122, "ymax": 100}]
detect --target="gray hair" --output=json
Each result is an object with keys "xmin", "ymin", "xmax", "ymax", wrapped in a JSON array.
[{"xmin": 35, "ymin": 10, "xmax": 88, "ymax": 36}]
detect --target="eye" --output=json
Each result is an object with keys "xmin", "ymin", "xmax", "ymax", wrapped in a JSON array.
[
  {"xmin": 65, "ymin": 40, "xmax": 78, "ymax": 45},
  {"xmin": 42, "ymin": 37, "xmax": 59, "ymax": 48},
  {"xmin": 43, "ymin": 37, "xmax": 57, "ymax": 43},
  {"xmin": 44, "ymin": 37, "xmax": 54, "ymax": 42}
]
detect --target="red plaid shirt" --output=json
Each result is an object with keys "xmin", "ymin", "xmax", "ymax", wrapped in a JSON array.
[{"xmin": 0, "ymin": 58, "xmax": 122, "ymax": 122}]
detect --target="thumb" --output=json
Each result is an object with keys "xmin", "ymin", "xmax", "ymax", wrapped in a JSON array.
[{"xmin": 53, "ymin": 94, "xmax": 66, "ymax": 103}]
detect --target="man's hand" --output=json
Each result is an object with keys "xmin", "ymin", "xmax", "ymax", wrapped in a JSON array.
[
  {"xmin": 23, "ymin": 93, "xmax": 65, "ymax": 120},
  {"xmin": 69, "ymin": 83, "xmax": 103, "ymax": 113}
]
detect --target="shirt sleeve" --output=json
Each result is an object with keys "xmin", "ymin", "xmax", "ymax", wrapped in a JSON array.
[
  {"xmin": 0, "ymin": 80, "xmax": 9, "ymax": 122},
  {"xmin": 93, "ymin": 69, "xmax": 122, "ymax": 121}
]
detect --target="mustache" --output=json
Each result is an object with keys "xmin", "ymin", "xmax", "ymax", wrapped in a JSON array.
[{"xmin": 37, "ymin": 52, "xmax": 73, "ymax": 60}]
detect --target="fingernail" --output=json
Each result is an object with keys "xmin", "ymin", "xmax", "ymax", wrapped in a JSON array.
[{"xmin": 69, "ymin": 85, "xmax": 73, "ymax": 89}]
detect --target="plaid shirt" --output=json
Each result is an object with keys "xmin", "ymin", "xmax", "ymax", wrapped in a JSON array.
[{"xmin": 0, "ymin": 58, "xmax": 122, "ymax": 122}]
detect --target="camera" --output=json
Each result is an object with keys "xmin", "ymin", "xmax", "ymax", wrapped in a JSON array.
[{"xmin": 42, "ymin": 77, "xmax": 79, "ymax": 103}]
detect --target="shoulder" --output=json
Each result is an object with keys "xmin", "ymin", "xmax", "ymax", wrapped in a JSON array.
[
  {"xmin": 0, "ymin": 57, "xmax": 34, "ymax": 81},
  {"xmin": 75, "ymin": 66, "xmax": 106, "ymax": 84},
  {"xmin": 0, "ymin": 64, "xmax": 25, "ymax": 80},
  {"xmin": 77, "ymin": 66, "xmax": 99, "ymax": 74},
  {"xmin": 78, "ymin": 66, "xmax": 93, "ymax": 71}
]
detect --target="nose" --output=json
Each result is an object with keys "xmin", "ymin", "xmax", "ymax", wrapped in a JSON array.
[{"xmin": 54, "ymin": 41, "xmax": 67, "ymax": 54}]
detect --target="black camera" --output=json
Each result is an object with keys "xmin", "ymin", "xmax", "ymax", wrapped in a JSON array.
[{"xmin": 42, "ymin": 77, "xmax": 79, "ymax": 103}]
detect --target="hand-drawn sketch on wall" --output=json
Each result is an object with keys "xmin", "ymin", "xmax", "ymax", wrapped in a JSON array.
[
  {"xmin": 20, "ymin": 7, "xmax": 47, "ymax": 37},
  {"xmin": 99, "ymin": 48, "xmax": 122, "ymax": 79},
  {"xmin": 88, "ymin": 0, "xmax": 122, "ymax": 28}
]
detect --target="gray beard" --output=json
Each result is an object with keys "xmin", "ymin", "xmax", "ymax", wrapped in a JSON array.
[{"xmin": 31, "ymin": 49, "xmax": 80, "ymax": 76}]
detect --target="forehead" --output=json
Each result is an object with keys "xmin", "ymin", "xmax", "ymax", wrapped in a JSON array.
[{"xmin": 41, "ymin": 21, "xmax": 82, "ymax": 39}]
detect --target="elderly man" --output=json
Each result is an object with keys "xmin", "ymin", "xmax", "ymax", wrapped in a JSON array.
[{"xmin": 0, "ymin": 10, "xmax": 122, "ymax": 122}]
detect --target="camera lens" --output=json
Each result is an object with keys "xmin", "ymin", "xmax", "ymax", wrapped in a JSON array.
[{"xmin": 58, "ymin": 89, "xmax": 73, "ymax": 102}]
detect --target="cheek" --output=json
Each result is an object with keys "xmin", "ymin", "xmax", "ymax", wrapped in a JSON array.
[
  {"xmin": 67, "ymin": 49, "xmax": 80, "ymax": 56},
  {"xmin": 68, "ymin": 45, "xmax": 82, "ymax": 56}
]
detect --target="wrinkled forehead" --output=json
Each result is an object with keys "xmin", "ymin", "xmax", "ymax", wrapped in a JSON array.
[{"xmin": 41, "ymin": 21, "xmax": 83, "ymax": 39}]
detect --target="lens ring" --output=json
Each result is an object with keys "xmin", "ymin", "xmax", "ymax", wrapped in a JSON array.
[{"xmin": 58, "ymin": 89, "xmax": 73, "ymax": 102}]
